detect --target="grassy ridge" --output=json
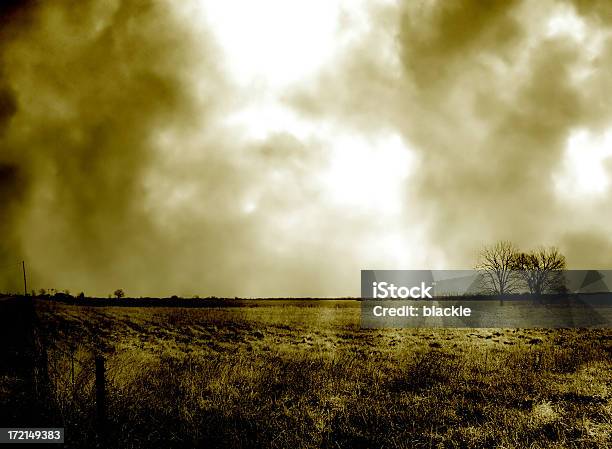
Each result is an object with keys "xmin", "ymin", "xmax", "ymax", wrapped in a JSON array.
[{"xmin": 27, "ymin": 301, "xmax": 612, "ymax": 448}]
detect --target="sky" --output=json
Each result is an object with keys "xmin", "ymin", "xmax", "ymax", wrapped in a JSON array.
[{"xmin": 1, "ymin": 0, "xmax": 612, "ymax": 297}]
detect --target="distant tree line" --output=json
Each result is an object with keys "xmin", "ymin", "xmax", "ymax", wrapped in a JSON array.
[{"xmin": 475, "ymin": 241, "xmax": 567, "ymax": 295}]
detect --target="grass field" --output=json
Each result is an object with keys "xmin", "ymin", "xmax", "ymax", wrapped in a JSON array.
[{"xmin": 22, "ymin": 300, "xmax": 612, "ymax": 447}]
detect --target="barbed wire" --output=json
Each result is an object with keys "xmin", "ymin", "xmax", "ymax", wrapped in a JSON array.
[{"xmin": 45, "ymin": 339, "xmax": 93, "ymax": 369}]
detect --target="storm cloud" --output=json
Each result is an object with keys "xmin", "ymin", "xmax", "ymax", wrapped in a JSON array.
[
  {"xmin": 0, "ymin": 0, "xmax": 219, "ymax": 294},
  {"xmin": 291, "ymin": 0, "xmax": 612, "ymax": 270},
  {"xmin": 2, "ymin": 0, "xmax": 612, "ymax": 296}
]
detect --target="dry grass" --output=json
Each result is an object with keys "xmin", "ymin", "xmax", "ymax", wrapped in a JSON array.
[{"xmin": 34, "ymin": 300, "xmax": 612, "ymax": 448}]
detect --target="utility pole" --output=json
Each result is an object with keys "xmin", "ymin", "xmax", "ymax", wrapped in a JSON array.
[{"xmin": 22, "ymin": 260, "xmax": 27, "ymax": 297}]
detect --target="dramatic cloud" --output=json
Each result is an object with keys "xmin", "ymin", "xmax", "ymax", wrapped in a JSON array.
[
  {"xmin": 290, "ymin": 0, "xmax": 612, "ymax": 270},
  {"xmin": 0, "ymin": 0, "xmax": 217, "ymax": 294},
  {"xmin": 2, "ymin": 0, "xmax": 612, "ymax": 296},
  {"xmin": 1, "ymin": 0, "xmax": 416, "ymax": 296}
]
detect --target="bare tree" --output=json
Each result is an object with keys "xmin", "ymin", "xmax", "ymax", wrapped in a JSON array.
[
  {"xmin": 514, "ymin": 247, "xmax": 566, "ymax": 295},
  {"xmin": 475, "ymin": 241, "xmax": 521, "ymax": 295},
  {"xmin": 113, "ymin": 289, "xmax": 125, "ymax": 299}
]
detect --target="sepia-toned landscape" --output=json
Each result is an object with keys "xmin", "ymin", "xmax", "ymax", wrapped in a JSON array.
[{"xmin": 3, "ymin": 0, "xmax": 612, "ymax": 447}]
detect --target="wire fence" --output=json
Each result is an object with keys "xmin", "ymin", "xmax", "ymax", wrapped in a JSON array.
[
  {"xmin": 0, "ymin": 290, "xmax": 111, "ymax": 438},
  {"xmin": 43, "ymin": 334, "xmax": 108, "ymax": 433}
]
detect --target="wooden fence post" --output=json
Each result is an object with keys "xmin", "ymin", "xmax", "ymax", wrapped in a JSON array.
[{"xmin": 95, "ymin": 355, "xmax": 106, "ymax": 432}]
